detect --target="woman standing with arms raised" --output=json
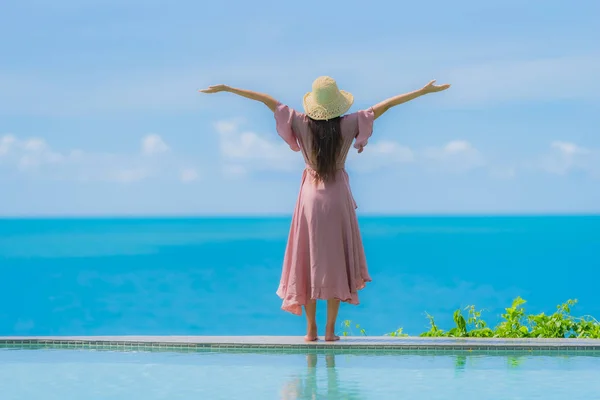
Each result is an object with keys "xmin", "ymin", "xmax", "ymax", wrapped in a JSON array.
[{"xmin": 200, "ymin": 76, "xmax": 450, "ymax": 341}]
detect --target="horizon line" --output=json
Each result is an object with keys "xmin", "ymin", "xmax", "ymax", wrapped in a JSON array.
[{"xmin": 1, "ymin": 212, "xmax": 599, "ymax": 219}]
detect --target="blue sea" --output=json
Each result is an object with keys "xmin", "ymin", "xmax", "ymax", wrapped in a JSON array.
[{"xmin": 0, "ymin": 216, "xmax": 599, "ymax": 337}]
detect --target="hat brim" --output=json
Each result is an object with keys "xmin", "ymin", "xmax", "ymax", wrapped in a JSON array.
[{"xmin": 302, "ymin": 90, "xmax": 354, "ymax": 121}]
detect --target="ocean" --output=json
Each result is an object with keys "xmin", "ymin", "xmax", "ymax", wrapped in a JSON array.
[{"xmin": 0, "ymin": 216, "xmax": 598, "ymax": 337}]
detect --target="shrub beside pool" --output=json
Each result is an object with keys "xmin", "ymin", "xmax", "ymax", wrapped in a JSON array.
[{"xmin": 341, "ymin": 297, "xmax": 600, "ymax": 339}]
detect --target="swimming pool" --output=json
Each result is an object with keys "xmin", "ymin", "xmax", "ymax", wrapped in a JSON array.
[{"xmin": 2, "ymin": 348, "xmax": 599, "ymax": 399}]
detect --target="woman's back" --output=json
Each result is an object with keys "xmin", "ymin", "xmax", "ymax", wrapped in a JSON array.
[{"xmin": 274, "ymin": 103, "xmax": 375, "ymax": 172}]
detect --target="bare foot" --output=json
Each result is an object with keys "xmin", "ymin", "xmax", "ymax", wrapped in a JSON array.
[
  {"xmin": 305, "ymin": 325, "xmax": 318, "ymax": 342},
  {"xmin": 304, "ymin": 334, "xmax": 318, "ymax": 342},
  {"xmin": 324, "ymin": 323, "xmax": 339, "ymax": 342}
]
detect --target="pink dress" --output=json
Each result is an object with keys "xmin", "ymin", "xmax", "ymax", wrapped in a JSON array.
[{"xmin": 274, "ymin": 102, "xmax": 374, "ymax": 316}]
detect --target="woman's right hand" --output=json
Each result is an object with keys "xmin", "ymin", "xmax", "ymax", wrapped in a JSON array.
[{"xmin": 198, "ymin": 84, "xmax": 230, "ymax": 93}]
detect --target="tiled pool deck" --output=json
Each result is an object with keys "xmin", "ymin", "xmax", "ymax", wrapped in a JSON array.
[{"xmin": 2, "ymin": 336, "xmax": 600, "ymax": 354}]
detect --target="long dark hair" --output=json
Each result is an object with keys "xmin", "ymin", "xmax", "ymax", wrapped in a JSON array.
[{"xmin": 308, "ymin": 116, "xmax": 342, "ymax": 183}]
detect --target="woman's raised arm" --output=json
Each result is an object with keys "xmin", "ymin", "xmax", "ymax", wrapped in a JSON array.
[
  {"xmin": 371, "ymin": 80, "xmax": 450, "ymax": 120},
  {"xmin": 199, "ymin": 84, "xmax": 279, "ymax": 112}
]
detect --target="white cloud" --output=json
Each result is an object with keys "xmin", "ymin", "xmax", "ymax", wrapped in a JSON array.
[
  {"xmin": 212, "ymin": 118, "xmax": 600, "ymax": 181},
  {"xmin": 443, "ymin": 141, "xmax": 471, "ymax": 153},
  {"xmin": 489, "ymin": 166, "xmax": 517, "ymax": 180},
  {"xmin": 213, "ymin": 118, "xmax": 491, "ymax": 177},
  {"xmin": 0, "ymin": 135, "xmax": 67, "ymax": 170},
  {"xmin": 214, "ymin": 120, "xmax": 242, "ymax": 135},
  {"xmin": 141, "ymin": 134, "xmax": 170, "ymax": 156},
  {"xmin": 216, "ymin": 118, "xmax": 417, "ymax": 175},
  {"xmin": 215, "ymin": 119, "xmax": 303, "ymax": 176},
  {"xmin": 367, "ymin": 141, "xmax": 415, "ymax": 160},
  {"xmin": 422, "ymin": 140, "xmax": 485, "ymax": 172},
  {"xmin": 222, "ymin": 164, "xmax": 247, "ymax": 179},
  {"xmin": 0, "ymin": 133, "xmax": 198, "ymax": 183},
  {"xmin": 347, "ymin": 140, "xmax": 414, "ymax": 172},
  {"xmin": 0, "ymin": 135, "xmax": 15, "ymax": 155},
  {"xmin": 551, "ymin": 141, "xmax": 590, "ymax": 156},
  {"xmin": 540, "ymin": 141, "xmax": 599, "ymax": 177},
  {"xmin": 179, "ymin": 168, "xmax": 199, "ymax": 183}
]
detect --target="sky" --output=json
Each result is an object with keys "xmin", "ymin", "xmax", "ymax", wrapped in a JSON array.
[{"xmin": 1, "ymin": 0, "xmax": 599, "ymax": 216}]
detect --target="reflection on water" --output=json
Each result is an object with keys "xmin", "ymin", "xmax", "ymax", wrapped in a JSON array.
[
  {"xmin": 2, "ymin": 349, "xmax": 600, "ymax": 399},
  {"xmin": 280, "ymin": 353, "xmax": 365, "ymax": 400},
  {"xmin": 453, "ymin": 354, "xmax": 526, "ymax": 376},
  {"xmin": 454, "ymin": 355, "xmax": 467, "ymax": 371},
  {"xmin": 507, "ymin": 355, "xmax": 524, "ymax": 369}
]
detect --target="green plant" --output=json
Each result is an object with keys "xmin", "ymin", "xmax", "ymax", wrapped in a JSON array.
[
  {"xmin": 340, "ymin": 319, "xmax": 351, "ymax": 336},
  {"xmin": 419, "ymin": 312, "xmax": 446, "ymax": 337},
  {"xmin": 572, "ymin": 315, "xmax": 600, "ymax": 338},
  {"xmin": 527, "ymin": 299, "xmax": 577, "ymax": 338},
  {"xmin": 418, "ymin": 306, "xmax": 493, "ymax": 338},
  {"xmin": 385, "ymin": 327, "xmax": 409, "ymax": 337},
  {"xmin": 340, "ymin": 297, "xmax": 600, "ymax": 339},
  {"xmin": 448, "ymin": 308, "xmax": 468, "ymax": 337},
  {"xmin": 464, "ymin": 305, "xmax": 494, "ymax": 337},
  {"xmin": 494, "ymin": 296, "xmax": 529, "ymax": 338},
  {"xmin": 340, "ymin": 319, "xmax": 367, "ymax": 336}
]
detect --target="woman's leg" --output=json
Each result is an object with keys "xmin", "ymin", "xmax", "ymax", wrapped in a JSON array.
[
  {"xmin": 325, "ymin": 299, "xmax": 341, "ymax": 341},
  {"xmin": 304, "ymin": 299, "xmax": 318, "ymax": 341}
]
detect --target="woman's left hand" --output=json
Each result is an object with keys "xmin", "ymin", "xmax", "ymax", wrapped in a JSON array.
[
  {"xmin": 198, "ymin": 84, "xmax": 230, "ymax": 93},
  {"xmin": 422, "ymin": 80, "xmax": 451, "ymax": 94}
]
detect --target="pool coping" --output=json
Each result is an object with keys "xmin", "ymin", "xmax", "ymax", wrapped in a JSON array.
[{"xmin": 2, "ymin": 336, "xmax": 600, "ymax": 353}]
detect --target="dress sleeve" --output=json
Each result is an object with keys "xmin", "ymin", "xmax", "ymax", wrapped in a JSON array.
[
  {"xmin": 353, "ymin": 107, "xmax": 375, "ymax": 150},
  {"xmin": 274, "ymin": 102, "xmax": 301, "ymax": 152}
]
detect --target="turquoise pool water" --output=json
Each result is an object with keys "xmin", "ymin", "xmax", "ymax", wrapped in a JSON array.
[{"xmin": 1, "ymin": 349, "xmax": 599, "ymax": 399}]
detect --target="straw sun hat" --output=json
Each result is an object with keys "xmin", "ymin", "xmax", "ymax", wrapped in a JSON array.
[{"xmin": 303, "ymin": 76, "xmax": 354, "ymax": 121}]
